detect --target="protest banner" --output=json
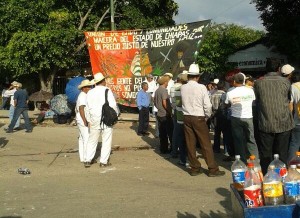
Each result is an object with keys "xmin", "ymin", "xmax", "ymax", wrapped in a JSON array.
[{"xmin": 85, "ymin": 20, "xmax": 210, "ymax": 106}]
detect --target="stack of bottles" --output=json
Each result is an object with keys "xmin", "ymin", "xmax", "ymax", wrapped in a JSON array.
[{"xmin": 231, "ymin": 152, "xmax": 300, "ymax": 208}]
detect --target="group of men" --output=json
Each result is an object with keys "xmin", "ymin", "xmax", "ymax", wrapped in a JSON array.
[
  {"xmin": 136, "ymin": 63, "xmax": 226, "ymax": 177},
  {"xmin": 3, "ymin": 81, "xmax": 32, "ymax": 133},
  {"xmin": 75, "ymin": 73, "xmax": 119, "ymax": 168},
  {"xmin": 210, "ymin": 61, "xmax": 297, "ymax": 175}
]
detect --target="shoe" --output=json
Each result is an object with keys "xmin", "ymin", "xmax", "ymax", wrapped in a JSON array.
[
  {"xmin": 137, "ymin": 132, "xmax": 143, "ymax": 136},
  {"xmin": 189, "ymin": 168, "xmax": 203, "ymax": 176},
  {"xmin": 6, "ymin": 129, "xmax": 13, "ymax": 133},
  {"xmin": 25, "ymin": 130, "xmax": 32, "ymax": 133},
  {"xmin": 208, "ymin": 170, "xmax": 225, "ymax": 177},
  {"xmin": 100, "ymin": 162, "xmax": 112, "ymax": 167},
  {"xmin": 91, "ymin": 159, "xmax": 97, "ymax": 164},
  {"xmin": 177, "ymin": 160, "xmax": 186, "ymax": 166},
  {"xmin": 223, "ymin": 156, "xmax": 235, "ymax": 162},
  {"xmin": 143, "ymin": 132, "xmax": 150, "ymax": 136},
  {"xmin": 84, "ymin": 162, "xmax": 91, "ymax": 168}
]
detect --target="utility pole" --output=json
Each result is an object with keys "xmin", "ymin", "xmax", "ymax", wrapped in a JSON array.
[{"xmin": 110, "ymin": 0, "xmax": 115, "ymax": 30}]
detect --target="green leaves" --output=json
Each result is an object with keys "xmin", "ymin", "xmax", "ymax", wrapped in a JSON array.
[
  {"xmin": 253, "ymin": 0, "xmax": 300, "ymax": 62},
  {"xmin": 196, "ymin": 23, "xmax": 264, "ymax": 75}
]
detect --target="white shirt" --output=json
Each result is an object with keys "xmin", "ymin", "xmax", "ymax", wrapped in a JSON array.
[
  {"xmin": 144, "ymin": 79, "xmax": 157, "ymax": 93},
  {"xmin": 291, "ymin": 82, "xmax": 300, "ymax": 125},
  {"xmin": 225, "ymin": 86, "xmax": 255, "ymax": 118},
  {"xmin": 4, "ymin": 88, "xmax": 17, "ymax": 105},
  {"xmin": 181, "ymin": 80, "xmax": 212, "ymax": 117},
  {"xmin": 75, "ymin": 92, "xmax": 87, "ymax": 126},
  {"xmin": 167, "ymin": 79, "xmax": 175, "ymax": 95},
  {"xmin": 86, "ymin": 85, "xmax": 118, "ymax": 129}
]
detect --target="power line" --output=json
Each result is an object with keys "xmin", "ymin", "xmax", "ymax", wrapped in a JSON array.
[{"xmin": 211, "ymin": 0, "xmax": 249, "ymax": 21}]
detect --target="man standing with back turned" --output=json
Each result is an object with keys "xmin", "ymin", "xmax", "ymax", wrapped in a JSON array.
[
  {"xmin": 86, "ymin": 73, "xmax": 119, "ymax": 167},
  {"xmin": 181, "ymin": 63, "xmax": 225, "ymax": 177},
  {"xmin": 254, "ymin": 59, "xmax": 294, "ymax": 174}
]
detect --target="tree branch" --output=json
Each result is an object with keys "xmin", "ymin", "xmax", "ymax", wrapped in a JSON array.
[
  {"xmin": 75, "ymin": 0, "xmax": 117, "ymax": 54},
  {"xmin": 78, "ymin": 0, "xmax": 97, "ymax": 31}
]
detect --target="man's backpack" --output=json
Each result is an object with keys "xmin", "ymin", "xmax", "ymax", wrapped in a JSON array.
[{"xmin": 101, "ymin": 89, "xmax": 118, "ymax": 127}]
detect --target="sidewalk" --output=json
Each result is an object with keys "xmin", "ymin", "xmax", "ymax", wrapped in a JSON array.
[{"xmin": 0, "ymin": 109, "xmax": 156, "ymax": 122}]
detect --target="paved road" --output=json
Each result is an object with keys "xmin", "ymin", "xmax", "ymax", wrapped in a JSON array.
[{"xmin": 0, "ymin": 118, "xmax": 233, "ymax": 218}]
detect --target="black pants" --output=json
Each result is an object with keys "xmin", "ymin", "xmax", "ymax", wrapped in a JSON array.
[
  {"xmin": 259, "ymin": 130, "xmax": 291, "ymax": 175},
  {"xmin": 157, "ymin": 115, "xmax": 173, "ymax": 153},
  {"xmin": 138, "ymin": 107, "xmax": 149, "ymax": 134}
]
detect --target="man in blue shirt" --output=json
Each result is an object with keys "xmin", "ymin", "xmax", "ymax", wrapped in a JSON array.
[
  {"xmin": 136, "ymin": 82, "xmax": 150, "ymax": 136},
  {"xmin": 6, "ymin": 83, "xmax": 32, "ymax": 133}
]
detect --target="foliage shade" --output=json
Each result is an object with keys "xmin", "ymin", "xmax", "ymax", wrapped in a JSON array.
[
  {"xmin": 196, "ymin": 23, "xmax": 265, "ymax": 76},
  {"xmin": 0, "ymin": 0, "xmax": 178, "ymax": 90},
  {"xmin": 252, "ymin": 0, "xmax": 300, "ymax": 62}
]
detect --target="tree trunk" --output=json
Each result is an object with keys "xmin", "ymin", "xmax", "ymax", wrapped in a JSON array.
[{"xmin": 38, "ymin": 69, "xmax": 57, "ymax": 93}]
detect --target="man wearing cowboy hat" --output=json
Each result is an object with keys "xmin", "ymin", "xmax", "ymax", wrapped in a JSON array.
[
  {"xmin": 4, "ymin": 81, "xmax": 21, "ymax": 131},
  {"xmin": 76, "ymin": 79, "xmax": 94, "ymax": 167},
  {"xmin": 181, "ymin": 63, "xmax": 225, "ymax": 177},
  {"xmin": 6, "ymin": 82, "xmax": 32, "ymax": 133},
  {"xmin": 85, "ymin": 72, "xmax": 119, "ymax": 167}
]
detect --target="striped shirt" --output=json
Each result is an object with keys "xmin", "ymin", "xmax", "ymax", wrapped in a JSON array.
[
  {"xmin": 174, "ymin": 84, "xmax": 184, "ymax": 124},
  {"xmin": 210, "ymin": 90, "xmax": 225, "ymax": 112},
  {"xmin": 254, "ymin": 72, "xmax": 294, "ymax": 133}
]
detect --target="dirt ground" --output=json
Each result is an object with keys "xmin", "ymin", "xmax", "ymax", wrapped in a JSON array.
[{"xmin": 0, "ymin": 119, "xmax": 233, "ymax": 218}]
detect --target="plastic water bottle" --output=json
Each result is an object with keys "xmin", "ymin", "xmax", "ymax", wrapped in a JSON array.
[
  {"xmin": 248, "ymin": 155, "xmax": 263, "ymax": 183},
  {"xmin": 243, "ymin": 162, "xmax": 264, "ymax": 207},
  {"xmin": 289, "ymin": 152, "xmax": 300, "ymax": 173},
  {"xmin": 263, "ymin": 165, "xmax": 284, "ymax": 205},
  {"xmin": 269, "ymin": 154, "xmax": 287, "ymax": 181},
  {"xmin": 284, "ymin": 165, "xmax": 300, "ymax": 204},
  {"xmin": 231, "ymin": 155, "xmax": 247, "ymax": 191}
]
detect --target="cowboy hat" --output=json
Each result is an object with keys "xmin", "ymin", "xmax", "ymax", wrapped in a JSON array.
[
  {"xmin": 11, "ymin": 81, "xmax": 19, "ymax": 86},
  {"xmin": 78, "ymin": 79, "xmax": 93, "ymax": 89},
  {"xmin": 188, "ymin": 63, "xmax": 200, "ymax": 75},
  {"xmin": 164, "ymin": 72, "xmax": 173, "ymax": 78},
  {"xmin": 92, "ymin": 72, "xmax": 107, "ymax": 84}
]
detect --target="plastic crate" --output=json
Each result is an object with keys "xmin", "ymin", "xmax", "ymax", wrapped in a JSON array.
[{"xmin": 230, "ymin": 184, "xmax": 300, "ymax": 218}]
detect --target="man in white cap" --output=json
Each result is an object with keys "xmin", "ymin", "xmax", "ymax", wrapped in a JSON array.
[
  {"xmin": 4, "ymin": 81, "xmax": 21, "ymax": 131},
  {"xmin": 85, "ymin": 73, "xmax": 119, "ymax": 167},
  {"xmin": 76, "ymin": 79, "xmax": 93, "ymax": 167},
  {"xmin": 181, "ymin": 63, "xmax": 225, "ymax": 177},
  {"xmin": 164, "ymin": 72, "xmax": 175, "ymax": 95},
  {"xmin": 143, "ymin": 74, "xmax": 157, "ymax": 116},
  {"xmin": 6, "ymin": 82, "xmax": 32, "ymax": 133},
  {"xmin": 281, "ymin": 64, "xmax": 295, "ymax": 80}
]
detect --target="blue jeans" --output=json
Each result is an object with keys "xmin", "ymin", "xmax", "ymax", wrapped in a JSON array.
[
  {"xmin": 9, "ymin": 105, "xmax": 20, "ymax": 128},
  {"xmin": 8, "ymin": 107, "xmax": 32, "ymax": 131},
  {"xmin": 172, "ymin": 118, "xmax": 187, "ymax": 162},
  {"xmin": 287, "ymin": 125, "xmax": 300, "ymax": 164},
  {"xmin": 231, "ymin": 117, "xmax": 259, "ymax": 163}
]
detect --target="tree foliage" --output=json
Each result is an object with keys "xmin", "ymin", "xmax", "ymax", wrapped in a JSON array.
[
  {"xmin": 196, "ymin": 23, "xmax": 265, "ymax": 75},
  {"xmin": 252, "ymin": 0, "xmax": 300, "ymax": 62},
  {"xmin": 0, "ymin": 0, "xmax": 178, "ymax": 91}
]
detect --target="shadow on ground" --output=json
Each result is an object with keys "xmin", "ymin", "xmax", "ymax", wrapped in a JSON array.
[{"xmin": 176, "ymin": 187, "xmax": 232, "ymax": 218}]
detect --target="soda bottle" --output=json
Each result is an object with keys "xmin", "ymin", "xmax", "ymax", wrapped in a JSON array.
[
  {"xmin": 231, "ymin": 155, "xmax": 247, "ymax": 191},
  {"xmin": 269, "ymin": 154, "xmax": 287, "ymax": 181},
  {"xmin": 284, "ymin": 165, "xmax": 300, "ymax": 204},
  {"xmin": 289, "ymin": 152, "xmax": 300, "ymax": 173},
  {"xmin": 248, "ymin": 155, "xmax": 263, "ymax": 183},
  {"xmin": 244, "ymin": 162, "xmax": 264, "ymax": 207},
  {"xmin": 263, "ymin": 165, "xmax": 284, "ymax": 205}
]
